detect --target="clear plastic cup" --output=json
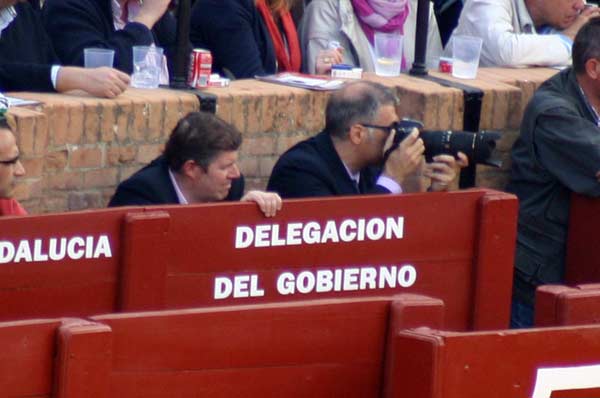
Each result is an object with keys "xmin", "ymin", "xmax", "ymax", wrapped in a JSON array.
[
  {"xmin": 131, "ymin": 46, "xmax": 164, "ymax": 89},
  {"xmin": 84, "ymin": 48, "xmax": 115, "ymax": 68},
  {"xmin": 374, "ymin": 32, "xmax": 403, "ymax": 77},
  {"xmin": 452, "ymin": 35, "xmax": 483, "ymax": 79}
]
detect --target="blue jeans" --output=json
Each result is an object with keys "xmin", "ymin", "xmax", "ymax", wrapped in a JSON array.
[{"xmin": 510, "ymin": 298, "xmax": 534, "ymax": 328}]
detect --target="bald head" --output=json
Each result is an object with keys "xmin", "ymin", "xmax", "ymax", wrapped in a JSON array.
[{"xmin": 325, "ymin": 81, "xmax": 398, "ymax": 139}]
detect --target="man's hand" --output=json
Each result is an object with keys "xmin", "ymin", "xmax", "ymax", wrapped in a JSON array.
[
  {"xmin": 425, "ymin": 154, "xmax": 459, "ymax": 192},
  {"xmin": 382, "ymin": 128, "xmax": 425, "ymax": 185},
  {"xmin": 133, "ymin": 0, "xmax": 171, "ymax": 29},
  {"xmin": 241, "ymin": 190, "xmax": 282, "ymax": 217},
  {"xmin": 56, "ymin": 67, "xmax": 131, "ymax": 98},
  {"xmin": 562, "ymin": 6, "xmax": 600, "ymax": 40}
]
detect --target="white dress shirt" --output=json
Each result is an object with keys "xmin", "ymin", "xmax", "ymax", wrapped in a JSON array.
[{"xmin": 450, "ymin": 0, "xmax": 572, "ymax": 67}]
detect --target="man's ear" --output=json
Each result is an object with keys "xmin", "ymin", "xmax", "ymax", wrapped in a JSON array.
[
  {"xmin": 585, "ymin": 58, "xmax": 600, "ymax": 80},
  {"xmin": 180, "ymin": 159, "xmax": 202, "ymax": 179},
  {"xmin": 348, "ymin": 123, "xmax": 365, "ymax": 145}
]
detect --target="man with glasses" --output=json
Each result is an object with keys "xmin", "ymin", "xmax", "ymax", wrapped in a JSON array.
[
  {"xmin": 109, "ymin": 111, "xmax": 282, "ymax": 217},
  {"xmin": 507, "ymin": 17, "xmax": 600, "ymax": 328},
  {"xmin": 267, "ymin": 81, "xmax": 464, "ymax": 198},
  {"xmin": 0, "ymin": 108, "xmax": 26, "ymax": 216}
]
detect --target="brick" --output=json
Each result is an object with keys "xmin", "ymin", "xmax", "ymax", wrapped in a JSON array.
[
  {"xmin": 67, "ymin": 192, "xmax": 104, "ymax": 211},
  {"xmin": 131, "ymin": 102, "xmax": 148, "ymax": 141},
  {"xmin": 273, "ymin": 94, "xmax": 296, "ymax": 132},
  {"xmin": 83, "ymin": 103, "xmax": 101, "ymax": 144},
  {"xmin": 135, "ymin": 143, "xmax": 163, "ymax": 164},
  {"xmin": 119, "ymin": 165, "xmax": 142, "ymax": 182},
  {"xmin": 258, "ymin": 156, "xmax": 277, "ymax": 177},
  {"xmin": 106, "ymin": 145, "xmax": 137, "ymax": 166},
  {"xmin": 45, "ymin": 171, "xmax": 83, "ymax": 190},
  {"xmin": 230, "ymin": 93, "xmax": 247, "ymax": 133},
  {"xmin": 20, "ymin": 157, "xmax": 44, "ymax": 178},
  {"xmin": 180, "ymin": 93, "xmax": 200, "ymax": 116},
  {"xmin": 12, "ymin": 178, "xmax": 43, "ymax": 201},
  {"xmin": 33, "ymin": 122, "xmax": 48, "ymax": 156},
  {"xmin": 242, "ymin": 135, "xmax": 276, "ymax": 156},
  {"xmin": 244, "ymin": 177, "xmax": 266, "ymax": 192},
  {"xmin": 83, "ymin": 168, "xmax": 119, "ymax": 189},
  {"xmin": 100, "ymin": 102, "xmax": 118, "ymax": 143},
  {"xmin": 215, "ymin": 94, "xmax": 233, "ymax": 124},
  {"xmin": 45, "ymin": 150, "xmax": 68, "ymax": 171},
  {"xmin": 40, "ymin": 194, "xmax": 68, "ymax": 214},
  {"xmin": 114, "ymin": 98, "xmax": 134, "ymax": 142},
  {"xmin": 14, "ymin": 115, "xmax": 35, "ymax": 156},
  {"xmin": 66, "ymin": 103, "xmax": 85, "ymax": 145},
  {"xmin": 238, "ymin": 156, "xmax": 259, "ymax": 178},
  {"xmin": 276, "ymin": 132, "xmax": 308, "ymax": 154},
  {"xmin": 69, "ymin": 146, "xmax": 103, "ymax": 169},
  {"xmin": 50, "ymin": 102, "xmax": 70, "ymax": 145},
  {"xmin": 146, "ymin": 98, "xmax": 165, "ymax": 141}
]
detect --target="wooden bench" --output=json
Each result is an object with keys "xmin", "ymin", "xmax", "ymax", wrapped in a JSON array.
[
  {"xmin": 54, "ymin": 294, "xmax": 443, "ymax": 398},
  {"xmin": 385, "ymin": 325, "xmax": 600, "ymax": 398},
  {"xmin": 536, "ymin": 284, "xmax": 600, "ymax": 326}
]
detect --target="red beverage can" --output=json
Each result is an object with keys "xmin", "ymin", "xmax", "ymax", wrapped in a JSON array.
[
  {"xmin": 188, "ymin": 49, "xmax": 213, "ymax": 88},
  {"xmin": 187, "ymin": 50, "xmax": 199, "ymax": 87},
  {"xmin": 197, "ymin": 49, "xmax": 212, "ymax": 88}
]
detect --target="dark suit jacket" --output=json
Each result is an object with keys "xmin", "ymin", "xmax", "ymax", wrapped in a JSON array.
[
  {"xmin": 0, "ymin": 3, "xmax": 58, "ymax": 92},
  {"xmin": 43, "ymin": 0, "xmax": 177, "ymax": 74},
  {"xmin": 190, "ymin": 0, "xmax": 276, "ymax": 79},
  {"xmin": 267, "ymin": 130, "xmax": 390, "ymax": 198},
  {"xmin": 108, "ymin": 155, "xmax": 245, "ymax": 207}
]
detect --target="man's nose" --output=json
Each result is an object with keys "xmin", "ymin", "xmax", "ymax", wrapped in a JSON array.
[
  {"xmin": 228, "ymin": 164, "xmax": 241, "ymax": 179},
  {"xmin": 574, "ymin": 0, "xmax": 585, "ymax": 11},
  {"xmin": 13, "ymin": 160, "xmax": 25, "ymax": 177}
]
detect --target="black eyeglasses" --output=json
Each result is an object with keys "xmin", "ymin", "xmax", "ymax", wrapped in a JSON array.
[
  {"xmin": 360, "ymin": 122, "xmax": 399, "ymax": 135},
  {"xmin": 0, "ymin": 155, "xmax": 19, "ymax": 166}
]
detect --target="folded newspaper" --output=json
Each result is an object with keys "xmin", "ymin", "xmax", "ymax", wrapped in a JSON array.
[
  {"xmin": 0, "ymin": 92, "xmax": 40, "ymax": 107},
  {"xmin": 256, "ymin": 72, "xmax": 344, "ymax": 91}
]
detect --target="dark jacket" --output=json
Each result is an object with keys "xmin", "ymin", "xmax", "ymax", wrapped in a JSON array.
[
  {"xmin": 108, "ymin": 156, "xmax": 245, "ymax": 207},
  {"xmin": 267, "ymin": 130, "xmax": 390, "ymax": 198},
  {"xmin": 0, "ymin": 3, "xmax": 58, "ymax": 91},
  {"xmin": 190, "ymin": 0, "xmax": 276, "ymax": 79},
  {"xmin": 42, "ymin": 0, "xmax": 177, "ymax": 74},
  {"xmin": 506, "ymin": 68, "xmax": 600, "ymax": 303}
]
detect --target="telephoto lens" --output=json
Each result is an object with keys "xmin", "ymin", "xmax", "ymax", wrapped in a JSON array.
[{"xmin": 384, "ymin": 119, "xmax": 502, "ymax": 167}]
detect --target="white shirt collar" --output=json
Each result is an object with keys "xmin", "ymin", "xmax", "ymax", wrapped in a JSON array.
[
  {"xmin": 0, "ymin": 6, "xmax": 16, "ymax": 38},
  {"xmin": 342, "ymin": 162, "xmax": 360, "ymax": 186},
  {"xmin": 168, "ymin": 168, "xmax": 189, "ymax": 204}
]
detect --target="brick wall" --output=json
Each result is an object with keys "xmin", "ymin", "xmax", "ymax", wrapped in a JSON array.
[{"xmin": 7, "ymin": 67, "xmax": 558, "ymax": 214}]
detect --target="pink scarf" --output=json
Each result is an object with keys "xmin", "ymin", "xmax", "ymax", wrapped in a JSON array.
[{"xmin": 351, "ymin": 0, "xmax": 410, "ymax": 43}]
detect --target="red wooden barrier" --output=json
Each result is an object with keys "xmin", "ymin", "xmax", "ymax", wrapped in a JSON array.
[
  {"xmin": 0, "ymin": 318, "xmax": 62, "ymax": 398},
  {"xmin": 385, "ymin": 325, "xmax": 600, "ymax": 398},
  {"xmin": 120, "ymin": 189, "xmax": 517, "ymax": 330},
  {"xmin": 54, "ymin": 294, "xmax": 443, "ymax": 398},
  {"xmin": 536, "ymin": 284, "xmax": 600, "ymax": 326},
  {"xmin": 0, "ymin": 189, "xmax": 517, "ymax": 330},
  {"xmin": 0, "ymin": 208, "xmax": 130, "ymax": 320},
  {"xmin": 565, "ymin": 193, "xmax": 600, "ymax": 284}
]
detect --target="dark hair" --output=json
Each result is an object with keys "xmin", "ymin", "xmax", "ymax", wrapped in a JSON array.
[
  {"xmin": 324, "ymin": 81, "xmax": 398, "ymax": 139},
  {"xmin": 164, "ymin": 111, "xmax": 242, "ymax": 171},
  {"xmin": 0, "ymin": 118, "xmax": 9, "ymax": 130},
  {"xmin": 573, "ymin": 17, "xmax": 600, "ymax": 74}
]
